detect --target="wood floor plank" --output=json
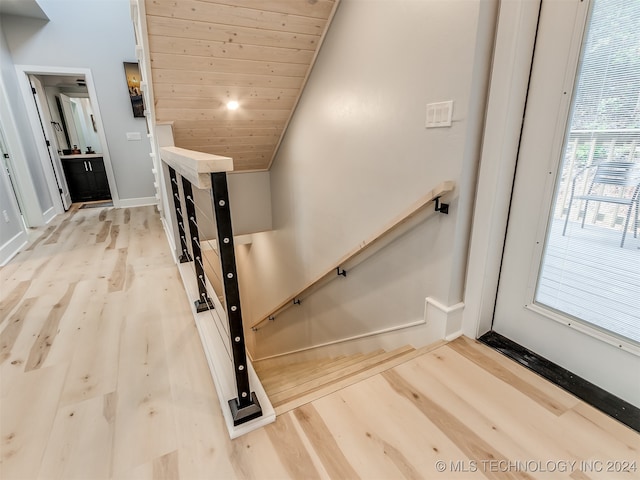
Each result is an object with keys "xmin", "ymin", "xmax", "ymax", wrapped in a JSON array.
[
  {"xmin": 0, "ymin": 286, "xmax": 71, "ymax": 398},
  {"xmin": 0, "ymin": 281, "xmax": 30, "ymax": 327},
  {"xmin": 2, "ymin": 205, "xmax": 638, "ymax": 479},
  {"xmin": 152, "ymin": 450, "xmax": 180, "ymax": 480},
  {"xmin": 95, "ymin": 220, "xmax": 112, "ymax": 244},
  {"xmin": 24, "ymin": 282, "xmax": 78, "ymax": 371},
  {"xmin": 0, "ymin": 297, "xmax": 37, "ymax": 365},
  {"xmin": 558, "ymin": 409, "xmax": 640, "ymax": 463},
  {"xmin": 0, "ymin": 255, "xmax": 53, "ymax": 288},
  {"xmin": 44, "ymin": 211, "xmax": 78, "ymax": 245},
  {"xmin": 36, "ymin": 393, "xmax": 117, "ymax": 480},
  {"xmin": 25, "ymin": 224, "xmax": 56, "ymax": 251},
  {"xmin": 35, "ymin": 280, "xmax": 97, "ymax": 371},
  {"xmin": 293, "ymin": 404, "xmax": 361, "ymax": 479},
  {"xmin": 571, "ymin": 402, "xmax": 640, "ymax": 452},
  {"xmin": 110, "ymin": 268, "xmax": 179, "ymax": 475},
  {"xmin": 264, "ymin": 411, "xmax": 323, "ymax": 479},
  {"xmin": 448, "ymin": 336, "xmax": 579, "ymax": 415},
  {"xmin": 108, "ymin": 248, "xmax": 128, "ymax": 292},
  {"xmin": 106, "ymin": 224, "xmax": 120, "ymax": 250},
  {"xmin": 381, "ymin": 368, "xmax": 532, "ymax": 480},
  {"xmin": 58, "ymin": 287, "xmax": 122, "ymax": 406},
  {"xmin": 0, "ymin": 365, "xmax": 68, "ymax": 479},
  {"xmin": 157, "ymin": 285, "xmax": 240, "ymax": 480},
  {"xmin": 412, "ymin": 346, "xmax": 595, "ymax": 466},
  {"xmin": 312, "ymin": 374, "xmax": 489, "ymax": 480},
  {"xmin": 229, "ymin": 427, "xmax": 299, "ymax": 479}
]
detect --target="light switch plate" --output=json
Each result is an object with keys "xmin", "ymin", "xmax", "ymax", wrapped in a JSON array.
[
  {"xmin": 426, "ymin": 101, "xmax": 453, "ymax": 128},
  {"xmin": 126, "ymin": 132, "xmax": 142, "ymax": 141}
]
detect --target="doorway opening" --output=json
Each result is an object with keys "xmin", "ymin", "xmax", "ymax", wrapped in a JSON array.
[{"xmin": 14, "ymin": 66, "xmax": 119, "ymax": 218}]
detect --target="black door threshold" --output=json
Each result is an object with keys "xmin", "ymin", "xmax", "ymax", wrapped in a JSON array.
[{"xmin": 478, "ymin": 331, "xmax": 640, "ymax": 433}]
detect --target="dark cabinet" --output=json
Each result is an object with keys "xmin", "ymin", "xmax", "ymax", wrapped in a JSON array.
[{"xmin": 61, "ymin": 157, "xmax": 111, "ymax": 202}]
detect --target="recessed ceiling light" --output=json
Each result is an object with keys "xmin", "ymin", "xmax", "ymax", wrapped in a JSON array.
[{"xmin": 226, "ymin": 100, "xmax": 239, "ymax": 110}]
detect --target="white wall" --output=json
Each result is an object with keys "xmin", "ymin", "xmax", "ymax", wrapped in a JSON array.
[
  {"xmin": 0, "ymin": 22, "xmax": 53, "ymax": 223},
  {"xmin": 0, "ymin": 125, "xmax": 27, "ymax": 265},
  {"xmin": 1, "ymin": 0, "xmax": 155, "ymax": 202},
  {"xmin": 238, "ymin": 0, "xmax": 497, "ymax": 357}
]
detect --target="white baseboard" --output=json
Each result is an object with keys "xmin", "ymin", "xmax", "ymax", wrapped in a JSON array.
[
  {"xmin": 117, "ymin": 196, "xmax": 158, "ymax": 208},
  {"xmin": 425, "ymin": 297, "xmax": 465, "ymax": 340},
  {"xmin": 252, "ymin": 298, "xmax": 467, "ymax": 364},
  {"xmin": 254, "ymin": 319, "xmax": 427, "ymax": 363},
  {"xmin": 42, "ymin": 206, "xmax": 56, "ymax": 224},
  {"xmin": 0, "ymin": 230, "xmax": 28, "ymax": 266},
  {"xmin": 160, "ymin": 217, "xmax": 178, "ymax": 264}
]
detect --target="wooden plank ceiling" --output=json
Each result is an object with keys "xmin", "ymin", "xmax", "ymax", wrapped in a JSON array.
[{"xmin": 145, "ymin": 0, "xmax": 339, "ymax": 171}]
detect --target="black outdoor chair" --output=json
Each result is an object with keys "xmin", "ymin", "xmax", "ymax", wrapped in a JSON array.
[{"xmin": 562, "ymin": 161, "xmax": 640, "ymax": 247}]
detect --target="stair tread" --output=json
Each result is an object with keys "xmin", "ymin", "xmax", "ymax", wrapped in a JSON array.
[
  {"xmin": 269, "ymin": 345, "xmax": 416, "ymax": 406},
  {"xmin": 266, "ymin": 351, "xmax": 383, "ymax": 395},
  {"xmin": 256, "ymin": 355, "xmax": 345, "ymax": 378},
  {"xmin": 254, "ymin": 355, "xmax": 335, "ymax": 374},
  {"xmin": 261, "ymin": 354, "xmax": 365, "ymax": 390},
  {"xmin": 273, "ymin": 341, "xmax": 446, "ymax": 415}
]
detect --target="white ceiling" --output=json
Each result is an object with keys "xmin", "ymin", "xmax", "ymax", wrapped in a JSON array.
[
  {"xmin": 0, "ymin": 0, "xmax": 48, "ymax": 20},
  {"xmin": 40, "ymin": 74, "xmax": 86, "ymax": 88}
]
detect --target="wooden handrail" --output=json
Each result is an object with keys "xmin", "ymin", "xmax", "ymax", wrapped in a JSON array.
[
  {"xmin": 160, "ymin": 146, "xmax": 233, "ymax": 189},
  {"xmin": 250, "ymin": 180, "xmax": 455, "ymax": 330}
]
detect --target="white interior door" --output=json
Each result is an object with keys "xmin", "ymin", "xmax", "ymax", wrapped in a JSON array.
[
  {"xmin": 494, "ymin": 0, "xmax": 640, "ymax": 407},
  {"xmin": 30, "ymin": 76, "xmax": 71, "ymax": 210}
]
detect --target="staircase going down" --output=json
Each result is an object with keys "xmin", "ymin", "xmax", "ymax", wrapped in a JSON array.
[{"xmin": 253, "ymin": 344, "xmax": 443, "ymax": 415}]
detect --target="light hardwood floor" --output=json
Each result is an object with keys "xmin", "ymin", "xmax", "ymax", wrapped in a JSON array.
[{"xmin": 1, "ymin": 205, "xmax": 638, "ymax": 479}]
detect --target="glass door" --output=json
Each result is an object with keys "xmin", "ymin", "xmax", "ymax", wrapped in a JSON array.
[{"xmin": 493, "ymin": 0, "xmax": 640, "ymax": 407}]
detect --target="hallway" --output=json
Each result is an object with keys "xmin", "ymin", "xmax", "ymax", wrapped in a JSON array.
[{"xmin": 1, "ymin": 205, "xmax": 638, "ymax": 479}]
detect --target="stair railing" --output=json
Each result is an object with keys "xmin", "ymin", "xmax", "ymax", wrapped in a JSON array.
[
  {"xmin": 250, "ymin": 180, "xmax": 455, "ymax": 332},
  {"xmin": 161, "ymin": 146, "xmax": 263, "ymax": 427}
]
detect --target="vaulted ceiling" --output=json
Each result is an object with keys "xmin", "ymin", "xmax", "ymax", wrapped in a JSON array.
[{"xmin": 145, "ymin": 0, "xmax": 340, "ymax": 171}]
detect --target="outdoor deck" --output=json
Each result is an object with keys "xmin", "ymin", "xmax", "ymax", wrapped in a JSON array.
[{"xmin": 537, "ymin": 218, "xmax": 640, "ymax": 343}]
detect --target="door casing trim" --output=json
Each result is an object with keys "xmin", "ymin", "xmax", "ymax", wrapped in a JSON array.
[
  {"xmin": 462, "ymin": 1, "xmax": 542, "ymax": 338},
  {"xmin": 14, "ymin": 65, "xmax": 120, "ymax": 217}
]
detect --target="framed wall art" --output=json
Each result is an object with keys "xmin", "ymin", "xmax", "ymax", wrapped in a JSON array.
[{"xmin": 123, "ymin": 62, "xmax": 144, "ymax": 118}]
